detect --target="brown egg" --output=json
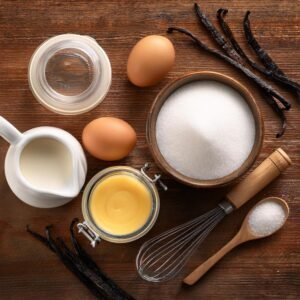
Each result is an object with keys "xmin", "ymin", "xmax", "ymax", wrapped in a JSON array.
[
  {"xmin": 82, "ymin": 117, "xmax": 137, "ymax": 161},
  {"xmin": 127, "ymin": 35, "xmax": 175, "ymax": 87}
]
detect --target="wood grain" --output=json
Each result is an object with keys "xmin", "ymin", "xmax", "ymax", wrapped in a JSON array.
[{"xmin": 0, "ymin": 0, "xmax": 299, "ymax": 299}]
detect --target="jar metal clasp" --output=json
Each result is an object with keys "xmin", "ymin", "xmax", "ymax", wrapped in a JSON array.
[
  {"xmin": 77, "ymin": 221, "xmax": 101, "ymax": 247},
  {"xmin": 141, "ymin": 163, "xmax": 168, "ymax": 191}
]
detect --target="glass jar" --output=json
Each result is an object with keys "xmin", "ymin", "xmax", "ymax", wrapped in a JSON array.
[
  {"xmin": 28, "ymin": 34, "xmax": 111, "ymax": 115},
  {"xmin": 78, "ymin": 164, "xmax": 167, "ymax": 246}
]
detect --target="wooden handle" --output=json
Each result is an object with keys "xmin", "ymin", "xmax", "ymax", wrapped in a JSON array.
[
  {"xmin": 184, "ymin": 232, "xmax": 242, "ymax": 285},
  {"xmin": 226, "ymin": 148, "xmax": 291, "ymax": 209}
]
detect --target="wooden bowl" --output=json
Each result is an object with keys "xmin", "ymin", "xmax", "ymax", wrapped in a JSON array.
[{"xmin": 146, "ymin": 71, "xmax": 264, "ymax": 188}]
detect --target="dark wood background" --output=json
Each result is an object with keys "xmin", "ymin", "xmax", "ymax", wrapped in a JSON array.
[{"xmin": 0, "ymin": 1, "xmax": 299, "ymax": 299}]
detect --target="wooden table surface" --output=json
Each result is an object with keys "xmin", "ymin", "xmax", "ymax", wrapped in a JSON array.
[{"xmin": 0, "ymin": 1, "xmax": 299, "ymax": 299}]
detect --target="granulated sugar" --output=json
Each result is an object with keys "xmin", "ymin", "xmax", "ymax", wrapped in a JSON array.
[
  {"xmin": 156, "ymin": 80, "xmax": 256, "ymax": 180},
  {"xmin": 248, "ymin": 200, "xmax": 286, "ymax": 237}
]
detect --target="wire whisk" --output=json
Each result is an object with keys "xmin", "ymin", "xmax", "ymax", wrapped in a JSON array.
[
  {"xmin": 136, "ymin": 148, "xmax": 291, "ymax": 283},
  {"xmin": 136, "ymin": 205, "xmax": 227, "ymax": 282}
]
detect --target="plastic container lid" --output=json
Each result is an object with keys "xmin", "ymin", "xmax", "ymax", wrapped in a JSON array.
[{"xmin": 28, "ymin": 34, "xmax": 112, "ymax": 115}]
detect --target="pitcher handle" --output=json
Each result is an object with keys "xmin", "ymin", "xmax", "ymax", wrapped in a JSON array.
[{"xmin": 0, "ymin": 116, "xmax": 23, "ymax": 145}]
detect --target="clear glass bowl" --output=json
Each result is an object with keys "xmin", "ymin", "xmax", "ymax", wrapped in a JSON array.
[
  {"xmin": 81, "ymin": 166, "xmax": 160, "ymax": 244},
  {"xmin": 28, "ymin": 34, "xmax": 112, "ymax": 115}
]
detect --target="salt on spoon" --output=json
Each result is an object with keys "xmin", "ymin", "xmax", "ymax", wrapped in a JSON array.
[
  {"xmin": 184, "ymin": 197, "xmax": 289, "ymax": 285},
  {"xmin": 248, "ymin": 199, "xmax": 287, "ymax": 237}
]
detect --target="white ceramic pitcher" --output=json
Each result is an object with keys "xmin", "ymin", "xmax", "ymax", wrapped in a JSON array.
[{"xmin": 0, "ymin": 116, "xmax": 87, "ymax": 208}]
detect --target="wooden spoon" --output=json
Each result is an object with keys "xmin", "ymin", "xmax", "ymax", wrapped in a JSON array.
[{"xmin": 183, "ymin": 197, "xmax": 289, "ymax": 286}]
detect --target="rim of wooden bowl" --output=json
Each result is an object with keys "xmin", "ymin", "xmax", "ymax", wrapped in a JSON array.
[{"xmin": 146, "ymin": 71, "xmax": 264, "ymax": 188}]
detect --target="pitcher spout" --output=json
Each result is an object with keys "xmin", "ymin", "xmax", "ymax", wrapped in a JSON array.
[
  {"xmin": 47, "ymin": 187, "xmax": 81, "ymax": 199},
  {"xmin": 52, "ymin": 149, "xmax": 87, "ymax": 199}
]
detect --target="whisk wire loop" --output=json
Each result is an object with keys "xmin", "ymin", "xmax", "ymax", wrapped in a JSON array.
[{"xmin": 136, "ymin": 206, "xmax": 226, "ymax": 282}]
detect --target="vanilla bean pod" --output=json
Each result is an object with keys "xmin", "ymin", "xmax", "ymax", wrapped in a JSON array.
[
  {"xmin": 70, "ymin": 219, "xmax": 134, "ymax": 300},
  {"xmin": 27, "ymin": 225, "xmax": 53, "ymax": 250},
  {"xmin": 45, "ymin": 226, "xmax": 107, "ymax": 299},
  {"xmin": 217, "ymin": 8, "xmax": 266, "ymax": 73},
  {"xmin": 261, "ymin": 91, "xmax": 287, "ymax": 138},
  {"xmin": 27, "ymin": 224, "xmax": 134, "ymax": 300},
  {"xmin": 244, "ymin": 11, "xmax": 283, "ymax": 73},
  {"xmin": 57, "ymin": 238, "xmax": 120, "ymax": 300},
  {"xmin": 70, "ymin": 219, "xmax": 99, "ymax": 269},
  {"xmin": 193, "ymin": 3, "xmax": 294, "ymax": 108},
  {"xmin": 218, "ymin": 9, "xmax": 300, "ymax": 95},
  {"xmin": 167, "ymin": 26, "xmax": 289, "ymax": 136},
  {"xmin": 167, "ymin": 26, "xmax": 290, "ymax": 110},
  {"xmin": 194, "ymin": 3, "xmax": 243, "ymax": 64},
  {"xmin": 28, "ymin": 225, "xmax": 104, "ymax": 299},
  {"xmin": 215, "ymin": 8, "xmax": 287, "ymax": 136},
  {"xmin": 244, "ymin": 11, "xmax": 300, "ymax": 96},
  {"xmin": 190, "ymin": 3, "xmax": 290, "ymax": 135}
]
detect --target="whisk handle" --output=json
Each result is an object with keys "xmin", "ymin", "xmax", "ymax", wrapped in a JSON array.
[
  {"xmin": 183, "ymin": 232, "xmax": 243, "ymax": 285},
  {"xmin": 226, "ymin": 148, "xmax": 291, "ymax": 209}
]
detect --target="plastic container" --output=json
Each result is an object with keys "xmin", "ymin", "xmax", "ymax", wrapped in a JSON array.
[{"xmin": 28, "ymin": 34, "xmax": 112, "ymax": 115}]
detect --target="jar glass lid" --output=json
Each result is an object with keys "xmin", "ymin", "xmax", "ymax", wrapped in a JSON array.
[{"xmin": 28, "ymin": 34, "xmax": 112, "ymax": 115}]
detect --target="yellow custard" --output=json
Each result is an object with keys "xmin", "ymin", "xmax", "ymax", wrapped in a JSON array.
[{"xmin": 89, "ymin": 174, "xmax": 152, "ymax": 236}]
